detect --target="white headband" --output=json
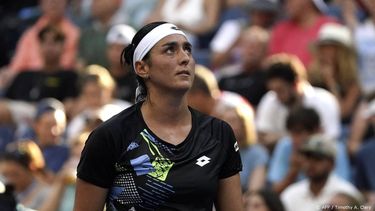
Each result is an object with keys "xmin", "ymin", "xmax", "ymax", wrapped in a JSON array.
[{"xmin": 133, "ymin": 23, "xmax": 187, "ymax": 68}]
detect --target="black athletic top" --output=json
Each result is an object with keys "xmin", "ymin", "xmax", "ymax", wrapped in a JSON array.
[{"xmin": 77, "ymin": 102, "xmax": 242, "ymax": 210}]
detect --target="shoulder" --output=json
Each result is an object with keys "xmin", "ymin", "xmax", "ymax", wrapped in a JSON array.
[
  {"xmin": 281, "ymin": 179, "xmax": 308, "ymax": 199},
  {"xmin": 328, "ymin": 175, "xmax": 363, "ymax": 199},
  {"xmin": 306, "ymin": 86, "xmax": 338, "ymax": 105},
  {"xmin": 258, "ymin": 91, "xmax": 280, "ymax": 109}
]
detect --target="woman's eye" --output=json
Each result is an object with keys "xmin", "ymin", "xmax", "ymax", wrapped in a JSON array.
[
  {"xmin": 184, "ymin": 46, "xmax": 192, "ymax": 54},
  {"xmin": 166, "ymin": 47, "xmax": 175, "ymax": 54}
]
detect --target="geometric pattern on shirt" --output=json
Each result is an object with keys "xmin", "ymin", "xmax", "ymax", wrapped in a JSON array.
[
  {"xmin": 114, "ymin": 173, "xmax": 143, "ymax": 205},
  {"xmin": 138, "ymin": 174, "xmax": 175, "ymax": 210},
  {"xmin": 140, "ymin": 130, "xmax": 174, "ymax": 181},
  {"xmin": 141, "ymin": 129, "xmax": 175, "ymax": 156}
]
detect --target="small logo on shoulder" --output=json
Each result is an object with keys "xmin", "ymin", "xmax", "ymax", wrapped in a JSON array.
[
  {"xmin": 196, "ymin": 155, "xmax": 211, "ymax": 167},
  {"xmin": 234, "ymin": 142, "xmax": 239, "ymax": 152}
]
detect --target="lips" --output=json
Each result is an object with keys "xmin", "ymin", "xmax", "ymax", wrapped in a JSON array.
[{"xmin": 176, "ymin": 70, "xmax": 190, "ymax": 76}]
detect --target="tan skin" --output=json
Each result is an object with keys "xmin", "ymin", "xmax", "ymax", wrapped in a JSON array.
[{"xmin": 74, "ymin": 34, "xmax": 243, "ymax": 211}]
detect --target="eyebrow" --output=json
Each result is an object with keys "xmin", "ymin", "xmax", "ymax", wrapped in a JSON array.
[{"xmin": 161, "ymin": 41, "xmax": 192, "ymax": 48}]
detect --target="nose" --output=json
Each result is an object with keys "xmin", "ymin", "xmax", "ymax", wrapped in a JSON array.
[{"xmin": 178, "ymin": 48, "xmax": 190, "ymax": 66}]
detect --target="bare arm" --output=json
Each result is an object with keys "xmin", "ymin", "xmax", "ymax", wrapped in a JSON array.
[
  {"xmin": 180, "ymin": 0, "xmax": 220, "ymax": 35},
  {"xmin": 74, "ymin": 178, "xmax": 108, "ymax": 211},
  {"xmin": 339, "ymin": 84, "xmax": 361, "ymax": 120},
  {"xmin": 215, "ymin": 174, "xmax": 244, "ymax": 211},
  {"xmin": 272, "ymin": 150, "xmax": 302, "ymax": 194},
  {"xmin": 347, "ymin": 102, "xmax": 369, "ymax": 157},
  {"xmin": 247, "ymin": 165, "xmax": 267, "ymax": 192}
]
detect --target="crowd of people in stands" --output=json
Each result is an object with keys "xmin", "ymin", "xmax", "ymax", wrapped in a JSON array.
[{"xmin": 0, "ymin": 0, "xmax": 374, "ymax": 210}]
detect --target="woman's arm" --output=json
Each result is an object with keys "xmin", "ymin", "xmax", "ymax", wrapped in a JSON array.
[
  {"xmin": 215, "ymin": 173, "xmax": 243, "ymax": 211},
  {"xmin": 180, "ymin": 0, "xmax": 220, "ymax": 35},
  {"xmin": 339, "ymin": 84, "xmax": 361, "ymax": 120},
  {"xmin": 247, "ymin": 165, "xmax": 267, "ymax": 192},
  {"xmin": 74, "ymin": 178, "xmax": 108, "ymax": 211}
]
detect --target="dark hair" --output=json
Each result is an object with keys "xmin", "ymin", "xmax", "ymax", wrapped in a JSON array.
[
  {"xmin": 0, "ymin": 140, "xmax": 46, "ymax": 171},
  {"xmin": 246, "ymin": 188, "xmax": 285, "ymax": 211},
  {"xmin": 0, "ymin": 149, "xmax": 32, "ymax": 170},
  {"xmin": 38, "ymin": 25, "xmax": 65, "ymax": 43},
  {"xmin": 120, "ymin": 21, "xmax": 167, "ymax": 102},
  {"xmin": 286, "ymin": 106, "xmax": 321, "ymax": 132},
  {"xmin": 265, "ymin": 62, "xmax": 298, "ymax": 84}
]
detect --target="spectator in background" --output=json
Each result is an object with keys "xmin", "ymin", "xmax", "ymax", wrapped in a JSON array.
[
  {"xmin": 268, "ymin": 0, "xmax": 336, "ymax": 67},
  {"xmin": 281, "ymin": 134, "xmax": 363, "ymax": 211},
  {"xmin": 146, "ymin": 0, "xmax": 220, "ymax": 40},
  {"xmin": 31, "ymin": 98, "xmax": 70, "ymax": 175},
  {"xmin": 4, "ymin": 0, "xmax": 79, "ymax": 74},
  {"xmin": 210, "ymin": 0, "xmax": 280, "ymax": 69},
  {"xmin": 243, "ymin": 188, "xmax": 285, "ymax": 211},
  {"xmin": 217, "ymin": 26, "xmax": 269, "ymax": 108},
  {"xmin": 123, "ymin": 0, "xmax": 158, "ymax": 29},
  {"xmin": 187, "ymin": 64, "xmax": 246, "ymax": 118},
  {"xmin": 4, "ymin": 24, "xmax": 79, "ymax": 103},
  {"xmin": 187, "ymin": 64, "xmax": 223, "ymax": 117},
  {"xmin": 322, "ymin": 192, "xmax": 364, "ymax": 211},
  {"xmin": 0, "ymin": 140, "xmax": 51, "ymax": 210},
  {"xmin": 268, "ymin": 106, "xmax": 350, "ymax": 194},
  {"xmin": 78, "ymin": 0, "xmax": 125, "ymax": 69},
  {"xmin": 346, "ymin": 92, "xmax": 375, "ymax": 158},
  {"xmin": 0, "ymin": 102, "xmax": 16, "ymax": 152},
  {"xmin": 308, "ymin": 23, "xmax": 362, "ymax": 127},
  {"xmin": 106, "ymin": 24, "xmax": 137, "ymax": 103},
  {"xmin": 220, "ymin": 99, "xmax": 269, "ymax": 193},
  {"xmin": 40, "ymin": 131, "xmax": 90, "ymax": 211},
  {"xmin": 353, "ymin": 97, "xmax": 375, "ymax": 205},
  {"xmin": 65, "ymin": 64, "xmax": 131, "ymax": 143},
  {"xmin": 145, "ymin": 0, "xmax": 221, "ymax": 66},
  {"xmin": 342, "ymin": 0, "xmax": 375, "ymax": 96},
  {"xmin": 256, "ymin": 54, "xmax": 340, "ymax": 151}
]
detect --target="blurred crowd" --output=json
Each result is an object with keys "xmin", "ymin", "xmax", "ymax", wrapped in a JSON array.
[{"xmin": 0, "ymin": 0, "xmax": 374, "ymax": 210}]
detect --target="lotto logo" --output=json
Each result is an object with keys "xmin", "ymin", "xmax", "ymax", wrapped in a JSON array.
[{"xmin": 196, "ymin": 156, "xmax": 211, "ymax": 167}]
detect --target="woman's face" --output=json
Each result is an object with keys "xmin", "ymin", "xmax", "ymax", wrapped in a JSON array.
[
  {"xmin": 317, "ymin": 44, "xmax": 337, "ymax": 66},
  {"xmin": 81, "ymin": 81, "xmax": 112, "ymax": 109},
  {"xmin": 34, "ymin": 111, "xmax": 66, "ymax": 146},
  {"xmin": 143, "ymin": 34, "xmax": 195, "ymax": 93}
]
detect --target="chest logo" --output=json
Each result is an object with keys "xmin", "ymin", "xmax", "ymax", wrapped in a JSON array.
[{"xmin": 196, "ymin": 155, "xmax": 211, "ymax": 167}]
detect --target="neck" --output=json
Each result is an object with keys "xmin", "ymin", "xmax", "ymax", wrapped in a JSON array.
[
  {"xmin": 141, "ymin": 90, "xmax": 190, "ymax": 126},
  {"xmin": 293, "ymin": 10, "xmax": 320, "ymax": 28},
  {"xmin": 309, "ymin": 174, "xmax": 329, "ymax": 197}
]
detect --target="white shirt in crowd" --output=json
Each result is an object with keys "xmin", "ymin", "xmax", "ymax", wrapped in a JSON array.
[
  {"xmin": 281, "ymin": 174, "xmax": 362, "ymax": 211},
  {"xmin": 256, "ymin": 83, "xmax": 340, "ymax": 139}
]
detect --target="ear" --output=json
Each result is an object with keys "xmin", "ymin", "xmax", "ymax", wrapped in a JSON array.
[{"xmin": 134, "ymin": 60, "xmax": 150, "ymax": 79}]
